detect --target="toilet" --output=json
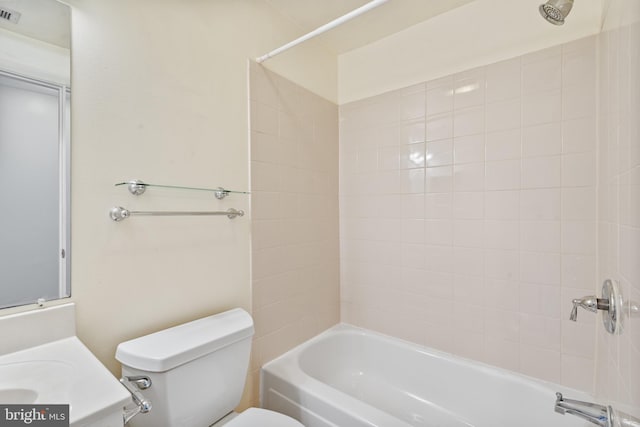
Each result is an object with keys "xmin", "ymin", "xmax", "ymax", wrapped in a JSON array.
[{"xmin": 115, "ymin": 308, "xmax": 303, "ymax": 427}]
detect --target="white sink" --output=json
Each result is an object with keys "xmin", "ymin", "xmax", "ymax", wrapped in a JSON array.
[
  {"xmin": 0, "ymin": 304, "xmax": 130, "ymax": 427},
  {"xmin": 0, "ymin": 360, "xmax": 73, "ymax": 403}
]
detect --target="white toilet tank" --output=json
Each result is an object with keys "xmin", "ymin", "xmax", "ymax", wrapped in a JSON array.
[{"xmin": 116, "ymin": 308, "xmax": 254, "ymax": 427}]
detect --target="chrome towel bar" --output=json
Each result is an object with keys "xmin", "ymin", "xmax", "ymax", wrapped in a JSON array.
[{"xmin": 110, "ymin": 206, "xmax": 244, "ymax": 222}]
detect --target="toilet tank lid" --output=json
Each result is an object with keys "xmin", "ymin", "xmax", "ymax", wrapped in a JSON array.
[{"xmin": 115, "ymin": 308, "xmax": 254, "ymax": 372}]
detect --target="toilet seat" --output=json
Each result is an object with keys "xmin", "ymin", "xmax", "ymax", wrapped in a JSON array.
[{"xmin": 222, "ymin": 408, "xmax": 303, "ymax": 427}]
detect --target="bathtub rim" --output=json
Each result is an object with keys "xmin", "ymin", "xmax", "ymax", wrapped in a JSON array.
[{"xmin": 261, "ymin": 322, "xmax": 593, "ymax": 401}]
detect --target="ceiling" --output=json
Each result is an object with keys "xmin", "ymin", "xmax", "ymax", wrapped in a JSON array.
[
  {"xmin": 264, "ymin": 0, "xmax": 478, "ymax": 54},
  {"xmin": 0, "ymin": 0, "xmax": 70, "ymax": 49}
]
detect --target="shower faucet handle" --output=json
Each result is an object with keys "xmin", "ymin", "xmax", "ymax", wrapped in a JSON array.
[
  {"xmin": 569, "ymin": 280, "xmax": 623, "ymax": 334},
  {"xmin": 570, "ymin": 296, "xmax": 608, "ymax": 321}
]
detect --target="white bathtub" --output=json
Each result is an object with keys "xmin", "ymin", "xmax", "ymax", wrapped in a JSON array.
[{"xmin": 261, "ymin": 324, "xmax": 592, "ymax": 427}]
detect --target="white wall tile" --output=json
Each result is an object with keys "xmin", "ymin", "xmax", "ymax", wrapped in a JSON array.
[
  {"xmin": 562, "ymin": 84, "xmax": 596, "ymax": 121},
  {"xmin": 522, "ymin": 53, "xmax": 561, "ymax": 95},
  {"xmin": 485, "ymin": 337, "xmax": 520, "ymax": 372},
  {"xmin": 453, "ymin": 192, "xmax": 484, "ymax": 219},
  {"xmin": 521, "ymin": 252, "xmax": 561, "ymax": 286},
  {"xmin": 454, "ymin": 134, "xmax": 485, "ymax": 164},
  {"xmin": 486, "ymin": 159, "xmax": 520, "ymax": 190},
  {"xmin": 562, "ymin": 117, "xmax": 597, "ymax": 154},
  {"xmin": 426, "ymin": 113, "xmax": 453, "ymax": 142},
  {"xmin": 454, "ymin": 106, "xmax": 485, "ymax": 137},
  {"xmin": 400, "ymin": 120, "xmax": 426, "ymax": 145},
  {"xmin": 400, "ymin": 143, "xmax": 426, "ymax": 169},
  {"xmin": 486, "ymin": 99, "xmax": 521, "ymax": 133},
  {"xmin": 426, "ymin": 85, "xmax": 453, "ymax": 116},
  {"xmin": 454, "ymin": 68, "xmax": 485, "ymax": 110},
  {"xmin": 485, "ymin": 221, "xmax": 519, "ymax": 250},
  {"xmin": 520, "ymin": 189, "xmax": 561, "ymax": 220},
  {"xmin": 561, "ymin": 355, "xmax": 594, "ymax": 393},
  {"xmin": 522, "ymin": 122, "xmax": 562, "ymax": 157},
  {"xmin": 485, "ymin": 57, "xmax": 521, "ymax": 104},
  {"xmin": 520, "ymin": 221, "xmax": 561, "ymax": 252},
  {"xmin": 562, "ymin": 36, "xmax": 596, "ymax": 89},
  {"xmin": 426, "ymin": 139, "xmax": 453, "ymax": 167},
  {"xmin": 454, "ymin": 219, "xmax": 485, "ymax": 248},
  {"xmin": 424, "ymin": 245, "xmax": 454, "ymax": 273},
  {"xmin": 401, "ymin": 169, "xmax": 425, "ymax": 194},
  {"xmin": 251, "ymin": 67, "xmax": 339, "ymax": 392},
  {"xmin": 561, "ymin": 254, "xmax": 596, "ymax": 290},
  {"xmin": 522, "ymin": 156, "xmax": 561, "ymax": 188},
  {"xmin": 339, "ymin": 36, "xmax": 602, "ymax": 395},
  {"xmin": 562, "ymin": 152, "xmax": 597, "ymax": 187},
  {"xmin": 562, "ymin": 221, "xmax": 596, "ymax": 255},
  {"xmin": 562, "ymin": 187, "xmax": 596, "ymax": 220},
  {"xmin": 425, "ymin": 166, "xmax": 453, "ymax": 193},
  {"xmin": 485, "ymin": 191, "xmax": 519, "ymax": 220},
  {"xmin": 520, "ymin": 314, "xmax": 561, "ymax": 351},
  {"xmin": 425, "ymin": 219, "xmax": 453, "ymax": 246},
  {"xmin": 522, "ymin": 90, "xmax": 561, "ymax": 127},
  {"xmin": 454, "ymin": 163, "xmax": 485, "ymax": 192},
  {"xmin": 378, "ymin": 146, "xmax": 401, "ymax": 171},
  {"xmin": 453, "ymin": 247, "xmax": 485, "ymax": 277},
  {"xmin": 425, "ymin": 192, "xmax": 452, "ymax": 219},
  {"xmin": 485, "ymin": 129, "xmax": 521, "ymax": 161},
  {"xmin": 401, "ymin": 194, "xmax": 425, "ymax": 219},
  {"xmin": 485, "ymin": 249, "xmax": 519, "ymax": 281},
  {"xmin": 520, "ymin": 283, "xmax": 561, "ymax": 318},
  {"xmin": 484, "ymin": 280, "xmax": 519, "ymax": 311},
  {"xmin": 401, "ymin": 89, "xmax": 426, "ymax": 121},
  {"xmin": 520, "ymin": 345, "xmax": 561, "ymax": 383}
]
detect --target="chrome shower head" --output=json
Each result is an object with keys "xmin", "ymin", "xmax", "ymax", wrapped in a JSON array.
[{"xmin": 539, "ymin": 0, "xmax": 574, "ymax": 25}]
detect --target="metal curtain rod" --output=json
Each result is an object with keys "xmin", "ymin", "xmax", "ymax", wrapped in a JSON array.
[
  {"xmin": 256, "ymin": 0, "xmax": 389, "ymax": 63},
  {"xmin": 109, "ymin": 207, "xmax": 244, "ymax": 222}
]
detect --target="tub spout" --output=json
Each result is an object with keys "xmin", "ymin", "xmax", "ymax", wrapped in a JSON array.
[{"xmin": 554, "ymin": 393, "xmax": 612, "ymax": 427}]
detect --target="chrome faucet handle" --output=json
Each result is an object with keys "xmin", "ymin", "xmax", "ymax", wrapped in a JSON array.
[
  {"xmin": 570, "ymin": 296, "xmax": 600, "ymax": 321},
  {"xmin": 570, "ymin": 302, "xmax": 579, "ymax": 321},
  {"xmin": 568, "ymin": 280, "xmax": 622, "ymax": 334}
]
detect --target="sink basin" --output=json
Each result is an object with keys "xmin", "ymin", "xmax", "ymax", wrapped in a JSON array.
[
  {"xmin": 0, "ymin": 389, "xmax": 38, "ymax": 404},
  {"xmin": 0, "ymin": 336, "xmax": 130, "ymax": 426},
  {"xmin": 0, "ymin": 360, "xmax": 73, "ymax": 403}
]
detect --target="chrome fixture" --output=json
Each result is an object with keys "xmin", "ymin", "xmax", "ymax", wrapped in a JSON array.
[
  {"xmin": 570, "ymin": 279, "xmax": 622, "ymax": 334},
  {"xmin": 256, "ymin": 0, "xmax": 389, "ymax": 63},
  {"xmin": 120, "ymin": 375, "xmax": 152, "ymax": 424},
  {"xmin": 115, "ymin": 180, "xmax": 249, "ymax": 200},
  {"xmin": 555, "ymin": 393, "xmax": 611, "ymax": 427},
  {"xmin": 555, "ymin": 393, "xmax": 640, "ymax": 427},
  {"xmin": 570, "ymin": 296, "xmax": 609, "ymax": 321},
  {"xmin": 109, "ymin": 206, "xmax": 245, "ymax": 222},
  {"xmin": 539, "ymin": 0, "xmax": 574, "ymax": 25}
]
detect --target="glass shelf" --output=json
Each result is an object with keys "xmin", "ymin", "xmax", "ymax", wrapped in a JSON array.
[{"xmin": 115, "ymin": 180, "xmax": 249, "ymax": 199}]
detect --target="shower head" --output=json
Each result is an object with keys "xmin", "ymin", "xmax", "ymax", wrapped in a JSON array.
[{"xmin": 539, "ymin": 0, "xmax": 574, "ymax": 25}]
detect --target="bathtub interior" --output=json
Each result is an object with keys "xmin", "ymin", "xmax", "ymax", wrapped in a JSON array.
[{"xmin": 264, "ymin": 325, "xmax": 591, "ymax": 427}]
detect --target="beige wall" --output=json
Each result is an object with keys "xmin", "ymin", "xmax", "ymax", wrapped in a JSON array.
[
  {"xmin": 62, "ymin": 0, "xmax": 336, "ymax": 379},
  {"xmin": 596, "ymin": 0, "xmax": 640, "ymax": 416},
  {"xmin": 338, "ymin": 0, "xmax": 603, "ymax": 104},
  {"xmin": 248, "ymin": 62, "xmax": 340, "ymax": 404}
]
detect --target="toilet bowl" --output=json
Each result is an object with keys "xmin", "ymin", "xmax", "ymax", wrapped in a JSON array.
[
  {"xmin": 115, "ymin": 308, "xmax": 303, "ymax": 427},
  {"xmin": 216, "ymin": 407, "xmax": 302, "ymax": 427}
]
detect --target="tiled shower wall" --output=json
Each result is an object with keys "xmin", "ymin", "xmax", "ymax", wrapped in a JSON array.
[
  {"xmin": 248, "ymin": 62, "xmax": 340, "ymax": 403},
  {"xmin": 596, "ymin": 19, "xmax": 640, "ymax": 408},
  {"xmin": 339, "ymin": 37, "xmax": 598, "ymax": 393}
]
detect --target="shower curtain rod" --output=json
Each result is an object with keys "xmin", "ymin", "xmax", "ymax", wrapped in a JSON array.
[{"xmin": 256, "ymin": 0, "xmax": 389, "ymax": 63}]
